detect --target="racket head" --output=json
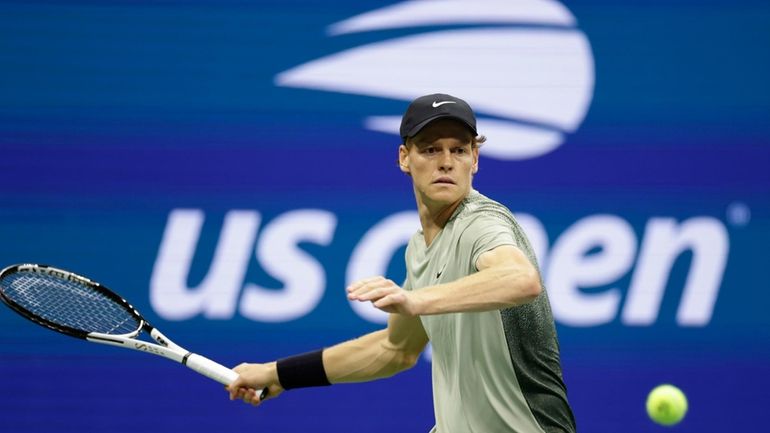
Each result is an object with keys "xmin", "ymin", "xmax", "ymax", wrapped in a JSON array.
[{"xmin": 0, "ymin": 264, "xmax": 144, "ymax": 339}]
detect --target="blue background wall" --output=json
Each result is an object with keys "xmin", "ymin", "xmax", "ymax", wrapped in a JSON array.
[{"xmin": 1, "ymin": 1, "xmax": 768, "ymax": 432}]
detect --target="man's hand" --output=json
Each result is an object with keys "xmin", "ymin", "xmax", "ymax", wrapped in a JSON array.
[
  {"xmin": 226, "ymin": 362, "xmax": 284, "ymax": 407},
  {"xmin": 346, "ymin": 276, "xmax": 421, "ymax": 316}
]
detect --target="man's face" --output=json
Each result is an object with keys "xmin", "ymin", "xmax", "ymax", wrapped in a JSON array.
[{"xmin": 398, "ymin": 118, "xmax": 479, "ymax": 208}]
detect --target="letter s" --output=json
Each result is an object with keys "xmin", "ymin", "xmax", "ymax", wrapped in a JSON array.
[{"xmin": 239, "ymin": 210, "xmax": 337, "ymax": 322}]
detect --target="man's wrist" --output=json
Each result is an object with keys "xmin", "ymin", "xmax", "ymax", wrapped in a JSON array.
[
  {"xmin": 275, "ymin": 349, "xmax": 331, "ymax": 390},
  {"xmin": 410, "ymin": 287, "xmax": 433, "ymax": 316},
  {"xmin": 266, "ymin": 361, "xmax": 282, "ymax": 390}
]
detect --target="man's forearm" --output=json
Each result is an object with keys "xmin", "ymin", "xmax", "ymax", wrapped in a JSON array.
[
  {"xmin": 322, "ymin": 329, "xmax": 420, "ymax": 384},
  {"xmin": 413, "ymin": 264, "xmax": 541, "ymax": 315}
]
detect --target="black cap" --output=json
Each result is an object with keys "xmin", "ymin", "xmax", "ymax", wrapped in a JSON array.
[{"xmin": 399, "ymin": 93, "xmax": 478, "ymax": 140}]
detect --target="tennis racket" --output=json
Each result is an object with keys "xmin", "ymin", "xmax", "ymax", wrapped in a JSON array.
[{"xmin": 0, "ymin": 263, "xmax": 267, "ymax": 399}]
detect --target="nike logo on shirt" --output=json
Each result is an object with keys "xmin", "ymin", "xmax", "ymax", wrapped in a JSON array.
[{"xmin": 436, "ymin": 263, "xmax": 448, "ymax": 280}]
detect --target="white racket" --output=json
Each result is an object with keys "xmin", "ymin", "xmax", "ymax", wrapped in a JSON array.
[{"xmin": 0, "ymin": 263, "xmax": 267, "ymax": 399}]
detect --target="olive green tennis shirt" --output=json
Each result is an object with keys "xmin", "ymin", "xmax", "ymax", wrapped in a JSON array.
[{"xmin": 404, "ymin": 191, "xmax": 576, "ymax": 433}]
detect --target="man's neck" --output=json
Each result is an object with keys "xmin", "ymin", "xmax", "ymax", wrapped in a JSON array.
[{"xmin": 416, "ymin": 194, "xmax": 467, "ymax": 247}]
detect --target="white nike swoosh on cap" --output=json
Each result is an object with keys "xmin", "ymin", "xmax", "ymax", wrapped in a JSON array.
[{"xmin": 432, "ymin": 101, "xmax": 457, "ymax": 108}]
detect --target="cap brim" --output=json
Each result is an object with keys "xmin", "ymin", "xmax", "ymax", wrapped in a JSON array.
[{"xmin": 404, "ymin": 114, "xmax": 478, "ymax": 139}]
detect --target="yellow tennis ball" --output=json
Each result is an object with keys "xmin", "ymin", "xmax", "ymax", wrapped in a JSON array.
[{"xmin": 646, "ymin": 384, "xmax": 688, "ymax": 426}]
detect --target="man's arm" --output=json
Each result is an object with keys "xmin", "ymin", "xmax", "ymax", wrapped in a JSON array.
[
  {"xmin": 347, "ymin": 245, "xmax": 541, "ymax": 316},
  {"xmin": 324, "ymin": 312, "xmax": 429, "ymax": 383},
  {"xmin": 227, "ymin": 313, "xmax": 429, "ymax": 405}
]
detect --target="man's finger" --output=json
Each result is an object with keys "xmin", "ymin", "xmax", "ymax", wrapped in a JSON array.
[
  {"xmin": 229, "ymin": 377, "xmax": 243, "ymax": 400},
  {"xmin": 362, "ymin": 285, "xmax": 402, "ymax": 302},
  {"xmin": 374, "ymin": 293, "xmax": 398, "ymax": 308},
  {"xmin": 346, "ymin": 276, "xmax": 384, "ymax": 293},
  {"xmin": 349, "ymin": 279, "xmax": 394, "ymax": 299}
]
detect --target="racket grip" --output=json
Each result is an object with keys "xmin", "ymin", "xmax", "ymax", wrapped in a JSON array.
[
  {"xmin": 185, "ymin": 353, "xmax": 238, "ymax": 385},
  {"xmin": 185, "ymin": 353, "xmax": 269, "ymax": 400}
]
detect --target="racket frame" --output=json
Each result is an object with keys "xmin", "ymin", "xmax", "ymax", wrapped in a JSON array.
[{"xmin": 0, "ymin": 264, "xmax": 247, "ymax": 389}]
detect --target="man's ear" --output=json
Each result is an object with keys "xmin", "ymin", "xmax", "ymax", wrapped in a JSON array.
[
  {"xmin": 398, "ymin": 144, "xmax": 410, "ymax": 174},
  {"xmin": 472, "ymin": 146, "xmax": 480, "ymax": 174}
]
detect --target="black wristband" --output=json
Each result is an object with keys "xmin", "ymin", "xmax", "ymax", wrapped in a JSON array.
[{"xmin": 276, "ymin": 349, "xmax": 331, "ymax": 390}]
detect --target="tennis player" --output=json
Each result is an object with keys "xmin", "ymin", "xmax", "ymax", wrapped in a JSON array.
[{"xmin": 228, "ymin": 94, "xmax": 576, "ymax": 433}]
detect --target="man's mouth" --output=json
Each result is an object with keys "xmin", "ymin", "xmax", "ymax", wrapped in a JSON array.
[{"xmin": 433, "ymin": 177, "xmax": 455, "ymax": 185}]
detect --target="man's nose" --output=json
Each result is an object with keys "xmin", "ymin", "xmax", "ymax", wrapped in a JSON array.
[{"xmin": 438, "ymin": 149, "xmax": 454, "ymax": 170}]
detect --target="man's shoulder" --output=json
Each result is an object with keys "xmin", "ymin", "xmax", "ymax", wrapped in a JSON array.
[{"xmin": 455, "ymin": 190, "xmax": 516, "ymax": 226}]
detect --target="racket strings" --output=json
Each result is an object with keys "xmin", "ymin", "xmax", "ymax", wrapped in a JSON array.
[{"xmin": 1, "ymin": 272, "xmax": 141, "ymax": 335}]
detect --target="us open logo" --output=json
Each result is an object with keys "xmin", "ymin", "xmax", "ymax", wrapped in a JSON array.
[{"xmin": 275, "ymin": 0, "xmax": 595, "ymax": 160}]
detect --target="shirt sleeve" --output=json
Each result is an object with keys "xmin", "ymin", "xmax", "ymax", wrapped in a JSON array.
[{"xmin": 464, "ymin": 215, "xmax": 518, "ymax": 271}]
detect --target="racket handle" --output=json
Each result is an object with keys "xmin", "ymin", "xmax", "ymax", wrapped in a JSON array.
[
  {"xmin": 185, "ymin": 353, "xmax": 269, "ymax": 400},
  {"xmin": 185, "ymin": 353, "xmax": 238, "ymax": 384}
]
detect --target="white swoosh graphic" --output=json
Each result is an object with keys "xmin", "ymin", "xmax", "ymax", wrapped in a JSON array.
[
  {"xmin": 274, "ymin": 1, "xmax": 595, "ymax": 160},
  {"xmin": 329, "ymin": 0, "xmax": 575, "ymax": 35},
  {"xmin": 432, "ymin": 101, "xmax": 456, "ymax": 107},
  {"xmin": 276, "ymin": 29, "xmax": 593, "ymax": 131}
]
